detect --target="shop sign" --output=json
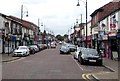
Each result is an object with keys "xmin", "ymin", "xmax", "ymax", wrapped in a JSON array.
[
  {"xmin": 16, "ymin": 37, "xmax": 20, "ymax": 41},
  {"xmin": 110, "ymin": 24, "xmax": 116, "ymax": 28},
  {"xmin": 102, "ymin": 35, "xmax": 108, "ymax": 40},
  {"xmin": 108, "ymin": 30, "xmax": 117, "ymax": 36}
]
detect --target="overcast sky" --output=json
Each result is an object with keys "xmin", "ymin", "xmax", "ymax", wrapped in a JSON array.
[{"xmin": 0, "ymin": 0, "xmax": 112, "ymax": 36}]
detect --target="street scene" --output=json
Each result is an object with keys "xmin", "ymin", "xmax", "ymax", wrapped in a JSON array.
[
  {"xmin": 2, "ymin": 45, "xmax": 118, "ymax": 80},
  {"xmin": 0, "ymin": 0, "xmax": 120, "ymax": 81}
]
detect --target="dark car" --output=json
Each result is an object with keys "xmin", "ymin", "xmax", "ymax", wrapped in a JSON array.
[
  {"xmin": 78, "ymin": 48, "xmax": 103, "ymax": 65},
  {"xmin": 28, "ymin": 45, "xmax": 40, "ymax": 52},
  {"xmin": 28, "ymin": 46, "xmax": 35, "ymax": 54}
]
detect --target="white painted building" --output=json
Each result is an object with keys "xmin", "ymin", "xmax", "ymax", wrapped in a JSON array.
[{"xmin": 0, "ymin": 13, "xmax": 5, "ymax": 53}]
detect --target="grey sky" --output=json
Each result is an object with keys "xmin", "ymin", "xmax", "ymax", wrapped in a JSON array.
[{"xmin": 0, "ymin": 0, "xmax": 112, "ymax": 36}]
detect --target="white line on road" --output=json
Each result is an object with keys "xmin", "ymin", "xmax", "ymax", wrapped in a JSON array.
[
  {"xmin": 72, "ymin": 56, "xmax": 84, "ymax": 71},
  {"xmin": 5, "ymin": 57, "xmax": 26, "ymax": 64}
]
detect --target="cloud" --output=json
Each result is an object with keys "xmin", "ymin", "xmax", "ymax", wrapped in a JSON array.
[
  {"xmin": 22, "ymin": 0, "xmax": 48, "ymax": 4},
  {"xmin": 0, "ymin": 0, "xmax": 113, "ymax": 35}
]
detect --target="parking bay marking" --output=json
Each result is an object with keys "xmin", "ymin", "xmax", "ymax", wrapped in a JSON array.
[
  {"xmin": 5, "ymin": 57, "xmax": 26, "ymax": 64},
  {"xmin": 72, "ymin": 57, "xmax": 84, "ymax": 71}
]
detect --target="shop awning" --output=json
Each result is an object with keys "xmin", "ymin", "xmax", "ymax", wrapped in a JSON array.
[{"xmin": 109, "ymin": 36, "xmax": 116, "ymax": 40}]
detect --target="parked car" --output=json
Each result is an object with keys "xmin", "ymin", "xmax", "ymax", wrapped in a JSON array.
[
  {"xmin": 59, "ymin": 41, "xmax": 62, "ymax": 45},
  {"xmin": 13, "ymin": 46, "xmax": 30, "ymax": 56},
  {"xmin": 74, "ymin": 47, "xmax": 85, "ymax": 60},
  {"xmin": 29, "ymin": 45, "xmax": 39, "ymax": 52},
  {"xmin": 43, "ymin": 44, "xmax": 47, "ymax": 49},
  {"xmin": 28, "ymin": 46, "xmax": 36, "ymax": 54},
  {"xmin": 67, "ymin": 43, "xmax": 76, "ymax": 52},
  {"xmin": 50, "ymin": 42, "xmax": 56, "ymax": 48},
  {"xmin": 78, "ymin": 48, "xmax": 103, "ymax": 65},
  {"xmin": 60, "ymin": 44, "xmax": 70, "ymax": 54}
]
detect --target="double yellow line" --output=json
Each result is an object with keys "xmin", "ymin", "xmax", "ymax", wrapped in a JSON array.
[
  {"xmin": 82, "ymin": 71, "xmax": 111, "ymax": 81},
  {"xmin": 82, "ymin": 73, "xmax": 92, "ymax": 81}
]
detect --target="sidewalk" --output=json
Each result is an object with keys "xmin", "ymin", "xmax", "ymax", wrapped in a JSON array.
[
  {"xmin": 92, "ymin": 58, "xmax": 119, "ymax": 81},
  {"xmin": 1, "ymin": 53, "xmax": 21, "ymax": 62}
]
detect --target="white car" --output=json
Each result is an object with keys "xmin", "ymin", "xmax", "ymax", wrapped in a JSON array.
[
  {"xmin": 13, "ymin": 46, "xmax": 30, "ymax": 56},
  {"xmin": 51, "ymin": 42, "xmax": 56, "ymax": 48},
  {"xmin": 74, "ymin": 47, "xmax": 85, "ymax": 60}
]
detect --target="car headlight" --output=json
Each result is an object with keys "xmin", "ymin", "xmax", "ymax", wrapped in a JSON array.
[
  {"xmin": 23, "ymin": 51, "xmax": 26, "ymax": 54},
  {"xmin": 98, "ymin": 57, "xmax": 102, "ymax": 60},
  {"xmin": 82, "ymin": 56, "xmax": 88, "ymax": 60}
]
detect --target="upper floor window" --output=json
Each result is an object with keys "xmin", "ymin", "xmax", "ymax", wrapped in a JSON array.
[
  {"xmin": 110, "ymin": 14, "xmax": 117, "ymax": 30},
  {"xmin": 94, "ymin": 15, "xmax": 97, "ymax": 23},
  {"xmin": 12, "ymin": 23, "xmax": 16, "ymax": 34}
]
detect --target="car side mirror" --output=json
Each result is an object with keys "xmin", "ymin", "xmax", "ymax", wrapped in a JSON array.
[
  {"xmin": 75, "ymin": 48, "xmax": 77, "ymax": 51},
  {"xmin": 79, "ymin": 51, "xmax": 82, "ymax": 55}
]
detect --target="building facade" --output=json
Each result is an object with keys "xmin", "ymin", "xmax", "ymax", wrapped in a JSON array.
[{"xmin": 90, "ymin": 1, "xmax": 120, "ymax": 60}]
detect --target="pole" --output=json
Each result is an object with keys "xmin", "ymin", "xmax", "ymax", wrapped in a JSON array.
[
  {"xmin": 20, "ymin": 5, "xmax": 23, "ymax": 46},
  {"xmin": 38, "ymin": 18, "xmax": 40, "ymax": 29},
  {"xmin": 8, "ymin": 34, "xmax": 9, "ymax": 56},
  {"xmin": 85, "ymin": 0, "xmax": 87, "ymax": 48},
  {"xmin": 2, "ymin": 29, "xmax": 5, "ymax": 54}
]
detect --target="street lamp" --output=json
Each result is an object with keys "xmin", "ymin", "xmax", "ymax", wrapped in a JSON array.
[
  {"xmin": 77, "ymin": 0, "xmax": 88, "ymax": 48},
  {"xmin": 20, "ymin": 4, "xmax": 28, "ymax": 46},
  {"xmin": 1, "ymin": 29, "xmax": 5, "ymax": 54}
]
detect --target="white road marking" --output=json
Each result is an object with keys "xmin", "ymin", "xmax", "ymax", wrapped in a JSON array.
[
  {"xmin": 72, "ymin": 56, "xmax": 84, "ymax": 70},
  {"xmin": 5, "ymin": 57, "xmax": 26, "ymax": 63},
  {"xmin": 86, "ymin": 74, "xmax": 91, "ymax": 80},
  {"xmin": 82, "ymin": 74, "xmax": 87, "ymax": 80}
]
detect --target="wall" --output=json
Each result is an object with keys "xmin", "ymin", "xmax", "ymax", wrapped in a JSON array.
[
  {"xmin": 118, "ymin": 10, "xmax": 120, "ymax": 29},
  {"xmin": 0, "ymin": 38, "xmax": 2, "ymax": 53},
  {"xmin": 0, "ymin": 15, "xmax": 4, "ymax": 29}
]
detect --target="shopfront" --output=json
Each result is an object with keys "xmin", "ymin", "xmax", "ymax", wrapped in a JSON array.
[
  {"xmin": 116, "ymin": 31, "xmax": 120, "ymax": 61},
  {"xmin": 87, "ymin": 35, "xmax": 92, "ymax": 48},
  {"xmin": 108, "ymin": 30, "xmax": 118, "ymax": 60}
]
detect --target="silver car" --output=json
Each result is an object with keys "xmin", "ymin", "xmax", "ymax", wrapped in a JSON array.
[{"xmin": 60, "ymin": 44, "xmax": 70, "ymax": 54}]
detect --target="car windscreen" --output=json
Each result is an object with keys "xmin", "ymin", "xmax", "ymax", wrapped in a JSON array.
[
  {"xmin": 29, "ymin": 45, "xmax": 37, "ymax": 48},
  {"xmin": 19, "ymin": 47, "xmax": 27, "ymax": 49},
  {"xmin": 82, "ymin": 49, "xmax": 98, "ymax": 56}
]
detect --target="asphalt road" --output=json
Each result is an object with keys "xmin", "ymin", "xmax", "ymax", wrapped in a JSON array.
[{"xmin": 2, "ymin": 45, "xmax": 111, "ymax": 80}]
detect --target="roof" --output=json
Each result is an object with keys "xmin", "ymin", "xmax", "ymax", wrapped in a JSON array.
[
  {"xmin": 90, "ymin": 2, "xmax": 119, "ymax": 17},
  {"xmin": 9, "ymin": 16, "xmax": 34, "ymax": 30}
]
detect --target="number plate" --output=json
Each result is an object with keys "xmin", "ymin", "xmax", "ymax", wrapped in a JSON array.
[{"xmin": 89, "ymin": 60, "xmax": 96, "ymax": 62}]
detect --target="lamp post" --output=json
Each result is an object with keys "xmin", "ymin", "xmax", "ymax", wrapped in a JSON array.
[
  {"xmin": 1, "ymin": 29, "xmax": 5, "ymax": 54},
  {"xmin": 21, "ymin": 5, "xmax": 28, "ymax": 46},
  {"xmin": 77, "ymin": 0, "xmax": 88, "ymax": 48}
]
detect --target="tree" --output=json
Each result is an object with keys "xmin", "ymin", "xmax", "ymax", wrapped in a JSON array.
[
  {"xmin": 55, "ymin": 34, "xmax": 64, "ymax": 41},
  {"xmin": 63, "ymin": 34, "xmax": 68, "ymax": 38}
]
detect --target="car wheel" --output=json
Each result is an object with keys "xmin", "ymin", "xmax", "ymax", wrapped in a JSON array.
[
  {"xmin": 60, "ymin": 51, "xmax": 62, "ymax": 54},
  {"xmin": 80, "ymin": 58, "xmax": 84, "ymax": 65},
  {"xmin": 78, "ymin": 56, "xmax": 80, "ymax": 62},
  {"xmin": 23, "ymin": 54, "xmax": 26, "ymax": 57},
  {"xmin": 33, "ymin": 51, "xmax": 35, "ymax": 54},
  {"xmin": 74, "ymin": 56, "xmax": 76, "ymax": 59},
  {"xmin": 98, "ymin": 60, "xmax": 103, "ymax": 66}
]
